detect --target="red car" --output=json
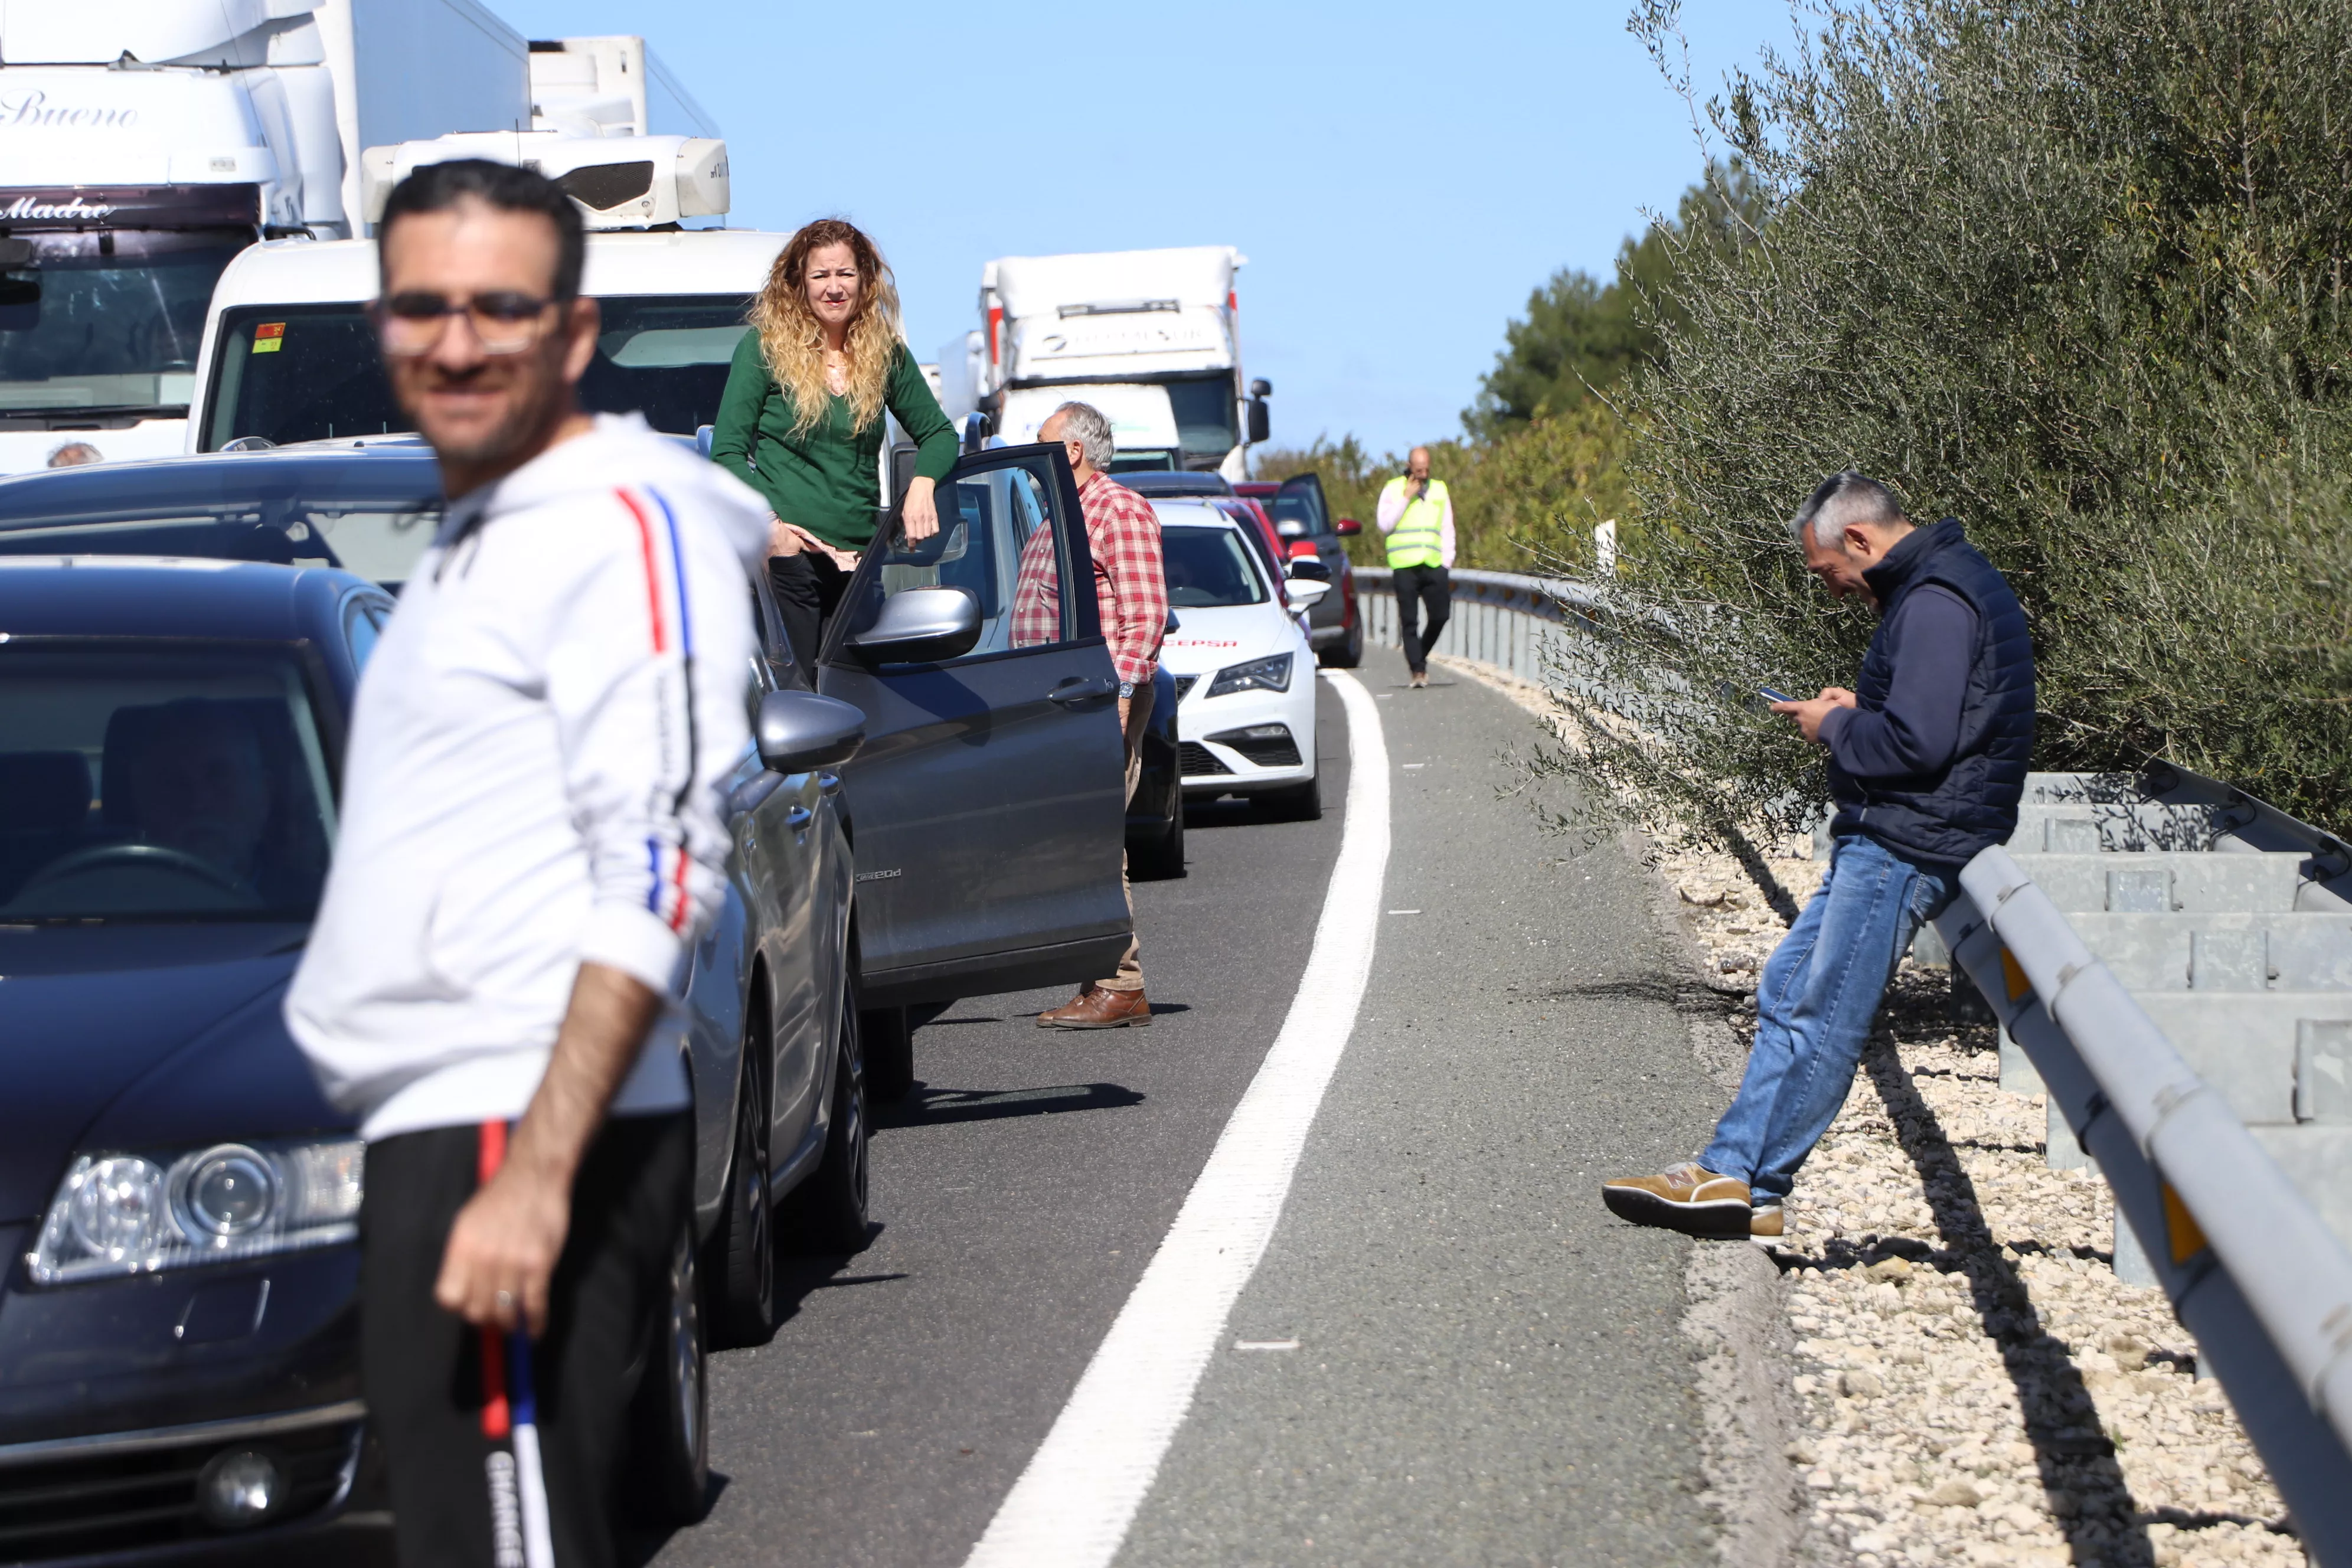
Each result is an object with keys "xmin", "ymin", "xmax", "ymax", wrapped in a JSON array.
[{"xmin": 1233, "ymin": 475, "xmax": 1363, "ymax": 668}]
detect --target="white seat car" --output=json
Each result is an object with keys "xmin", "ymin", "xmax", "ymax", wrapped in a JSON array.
[{"xmin": 1153, "ymin": 500, "xmax": 1328, "ymax": 818}]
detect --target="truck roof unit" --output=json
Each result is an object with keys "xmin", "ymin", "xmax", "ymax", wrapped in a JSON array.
[
  {"xmin": 360, "ymin": 129, "xmax": 729, "ymax": 228},
  {"xmin": 527, "ymin": 36, "xmax": 721, "ymax": 141}
]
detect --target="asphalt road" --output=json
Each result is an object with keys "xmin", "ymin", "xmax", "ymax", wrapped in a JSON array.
[{"xmin": 259, "ymin": 648, "xmax": 1730, "ymax": 1566}]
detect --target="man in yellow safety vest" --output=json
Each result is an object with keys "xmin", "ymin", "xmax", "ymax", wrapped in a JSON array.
[{"xmin": 1377, "ymin": 446, "xmax": 1455, "ymax": 688}]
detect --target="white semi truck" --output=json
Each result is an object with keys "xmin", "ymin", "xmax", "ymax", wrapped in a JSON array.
[
  {"xmin": 0, "ymin": 4, "xmax": 717, "ymax": 472},
  {"xmin": 936, "ymin": 246, "xmax": 1270, "ymax": 481}
]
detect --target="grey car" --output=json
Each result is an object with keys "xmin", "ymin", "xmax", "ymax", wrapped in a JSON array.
[{"xmin": 817, "ymin": 441, "xmax": 1136, "ymax": 1097}]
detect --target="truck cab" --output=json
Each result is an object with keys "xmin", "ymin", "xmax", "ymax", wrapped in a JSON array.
[
  {"xmin": 938, "ymin": 246, "xmax": 1270, "ymax": 482},
  {"xmin": 187, "ymin": 228, "xmax": 783, "ymax": 451}
]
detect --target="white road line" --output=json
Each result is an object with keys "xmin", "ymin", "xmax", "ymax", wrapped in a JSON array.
[{"xmin": 962, "ymin": 669, "xmax": 1391, "ymax": 1568}]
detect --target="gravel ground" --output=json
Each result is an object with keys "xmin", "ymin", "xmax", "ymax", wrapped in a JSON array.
[{"xmin": 1430, "ymin": 651, "xmax": 2305, "ymax": 1568}]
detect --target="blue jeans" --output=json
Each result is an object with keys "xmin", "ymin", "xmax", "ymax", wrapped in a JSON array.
[{"xmin": 1698, "ymin": 835, "xmax": 1956, "ymax": 1204}]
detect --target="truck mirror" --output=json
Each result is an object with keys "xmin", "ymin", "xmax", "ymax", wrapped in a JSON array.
[
  {"xmin": 1247, "ymin": 397, "xmax": 1270, "ymax": 445},
  {"xmin": 1249, "ymin": 378, "xmax": 1271, "ymax": 398}
]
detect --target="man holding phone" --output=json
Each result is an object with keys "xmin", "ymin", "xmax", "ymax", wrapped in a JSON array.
[
  {"xmin": 1603, "ymin": 472, "xmax": 2034, "ymax": 1242},
  {"xmin": 1377, "ymin": 446, "xmax": 1454, "ymax": 688}
]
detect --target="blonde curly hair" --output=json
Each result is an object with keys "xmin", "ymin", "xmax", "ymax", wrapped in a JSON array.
[{"xmin": 749, "ymin": 217, "xmax": 902, "ymax": 439}]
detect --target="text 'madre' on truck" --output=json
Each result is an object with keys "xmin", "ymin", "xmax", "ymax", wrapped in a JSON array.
[
  {"xmin": 0, "ymin": 3, "xmax": 718, "ymax": 474},
  {"xmin": 935, "ymin": 246, "xmax": 1271, "ymax": 482},
  {"xmin": 188, "ymin": 129, "xmax": 757, "ymax": 453}
]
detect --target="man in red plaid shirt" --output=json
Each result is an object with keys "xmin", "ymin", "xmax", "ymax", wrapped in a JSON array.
[{"xmin": 1016, "ymin": 401, "xmax": 1168, "ymax": 1028}]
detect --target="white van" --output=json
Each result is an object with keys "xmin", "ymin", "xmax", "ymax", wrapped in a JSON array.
[{"xmin": 186, "ymin": 228, "xmax": 784, "ymax": 452}]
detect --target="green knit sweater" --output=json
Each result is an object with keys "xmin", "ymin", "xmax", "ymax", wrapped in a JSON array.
[{"xmin": 708, "ymin": 332, "xmax": 959, "ymax": 551}]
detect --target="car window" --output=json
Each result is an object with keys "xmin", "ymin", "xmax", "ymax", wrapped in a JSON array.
[
  {"xmin": 0, "ymin": 643, "xmax": 336, "ymax": 921},
  {"xmin": 1269, "ymin": 476, "xmax": 1329, "ymax": 537},
  {"xmin": 0, "ymin": 482, "xmax": 443, "ymax": 590},
  {"xmin": 1163, "ymin": 525, "xmax": 1269, "ymax": 607},
  {"xmin": 204, "ymin": 295, "xmax": 753, "ymax": 450},
  {"xmin": 834, "ymin": 453, "xmax": 1073, "ymax": 658}
]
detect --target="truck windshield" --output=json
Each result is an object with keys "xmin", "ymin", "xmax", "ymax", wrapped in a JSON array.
[
  {"xmin": 1165, "ymin": 378, "xmax": 1239, "ymax": 465},
  {"xmin": 0, "ymin": 230, "xmax": 246, "ymax": 416},
  {"xmin": 203, "ymin": 296, "xmax": 754, "ymax": 450}
]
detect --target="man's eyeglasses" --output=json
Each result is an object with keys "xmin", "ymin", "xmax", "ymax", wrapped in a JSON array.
[{"xmin": 370, "ymin": 290, "xmax": 563, "ymax": 357}]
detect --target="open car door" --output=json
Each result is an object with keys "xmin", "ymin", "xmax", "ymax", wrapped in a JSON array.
[{"xmin": 818, "ymin": 442, "xmax": 1129, "ymax": 1007}]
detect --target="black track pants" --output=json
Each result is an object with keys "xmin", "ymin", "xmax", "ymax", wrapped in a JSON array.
[
  {"xmin": 1392, "ymin": 564, "xmax": 1452, "ymax": 674},
  {"xmin": 360, "ymin": 1112, "xmax": 691, "ymax": 1568},
  {"xmin": 767, "ymin": 550, "xmax": 851, "ymax": 677}
]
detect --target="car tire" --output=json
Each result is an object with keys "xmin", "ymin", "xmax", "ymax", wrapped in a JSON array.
[
  {"xmin": 1321, "ymin": 609, "xmax": 1364, "ymax": 669},
  {"xmin": 786, "ymin": 987, "xmax": 870, "ymax": 1253},
  {"xmin": 702, "ymin": 1029, "xmax": 775, "ymax": 1349},
  {"xmin": 1256, "ymin": 775, "xmax": 1322, "ymax": 822},
  {"xmin": 1131, "ymin": 798, "xmax": 1185, "ymax": 880},
  {"xmin": 625, "ymin": 1224, "xmax": 709, "ymax": 1525},
  {"xmin": 863, "ymin": 1003, "xmax": 914, "ymax": 1102}
]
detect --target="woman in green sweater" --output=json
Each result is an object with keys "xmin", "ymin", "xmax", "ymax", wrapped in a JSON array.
[{"xmin": 711, "ymin": 217, "xmax": 959, "ymax": 671}]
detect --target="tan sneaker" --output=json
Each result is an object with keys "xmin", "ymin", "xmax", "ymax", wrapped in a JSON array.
[
  {"xmin": 1750, "ymin": 1202, "xmax": 1784, "ymax": 1244},
  {"xmin": 1600, "ymin": 1162, "xmax": 1753, "ymax": 1239}
]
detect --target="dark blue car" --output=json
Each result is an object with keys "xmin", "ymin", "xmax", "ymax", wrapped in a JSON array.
[{"xmin": 0, "ymin": 558, "xmax": 388, "ymax": 1559}]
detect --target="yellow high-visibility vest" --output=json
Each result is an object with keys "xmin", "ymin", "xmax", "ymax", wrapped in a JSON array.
[{"xmin": 1383, "ymin": 477, "xmax": 1449, "ymax": 569}]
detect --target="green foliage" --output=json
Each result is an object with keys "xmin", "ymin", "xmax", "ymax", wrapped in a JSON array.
[
  {"xmin": 1465, "ymin": 166, "xmax": 1760, "ymax": 440},
  {"xmin": 1253, "ymin": 404, "xmax": 1635, "ymax": 575},
  {"xmin": 1530, "ymin": 0, "xmax": 2352, "ymax": 847}
]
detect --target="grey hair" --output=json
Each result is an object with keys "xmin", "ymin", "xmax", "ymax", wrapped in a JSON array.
[
  {"xmin": 1790, "ymin": 471, "xmax": 1905, "ymax": 548},
  {"xmin": 1048, "ymin": 401, "xmax": 1116, "ymax": 471}
]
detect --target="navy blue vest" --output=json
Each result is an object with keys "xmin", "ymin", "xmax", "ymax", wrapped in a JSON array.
[{"xmin": 1828, "ymin": 519, "xmax": 2036, "ymax": 865}]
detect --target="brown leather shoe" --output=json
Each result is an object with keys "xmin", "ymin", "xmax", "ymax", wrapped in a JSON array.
[
  {"xmin": 1037, "ymin": 986, "xmax": 1152, "ymax": 1030},
  {"xmin": 1600, "ymin": 1162, "xmax": 1753, "ymax": 1239}
]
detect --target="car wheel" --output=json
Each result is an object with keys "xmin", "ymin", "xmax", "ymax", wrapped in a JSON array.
[
  {"xmin": 1256, "ymin": 775, "xmax": 1322, "ymax": 822},
  {"xmin": 626, "ymin": 1224, "xmax": 709, "ymax": 1525},
  {"xmin": 787, "ymin": 986, "xmax": 870, "ymax": 1253},
  {"xmin": 703, "ymin": 1031, "xmax": 776, "ymax": 1348},
  {"xmin": 1322, "ymin": 613, "xmax": 1365, "ymax": 669},
  {"xmin": 863, "ymin": 1003, "xmax": 914, "ymax": 1102},
  {"xmin": 1131, "ymin": 797, "xmax": 1185, "ymax": 880}
]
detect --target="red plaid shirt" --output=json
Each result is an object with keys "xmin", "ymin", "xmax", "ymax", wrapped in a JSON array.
[{"xmin": 1011, "ymin": 471, "xmax": 1168, "ymax": 685}]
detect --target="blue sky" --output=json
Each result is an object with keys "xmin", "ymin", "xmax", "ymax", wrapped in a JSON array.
[{"xmin": 494, "ymin": 1, "xmax": 1792, "ymax": 459}]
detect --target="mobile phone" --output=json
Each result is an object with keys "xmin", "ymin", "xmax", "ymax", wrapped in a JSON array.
[{"xmin": 1759, "ymin": 686, "xmax": 1799, "ymax": 704}]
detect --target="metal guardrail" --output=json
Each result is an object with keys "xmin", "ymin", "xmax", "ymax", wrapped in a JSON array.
[
  {"xmin": 1353, "ymin": 564, "xmax": 1600, "ymax": 685},
  {"xmin": 1939, "ymin": 852, "xmax": 2352, "ymax": 1562},
  {"xmin": 1347, "ymin": 561, "xmax": 2352, "ymax": 1554}
]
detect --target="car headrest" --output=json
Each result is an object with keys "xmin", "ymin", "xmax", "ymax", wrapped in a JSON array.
[
  {"xmin": 0, "ymin": 750, "xmax": 92, "ymax": 833},
  {"xmin": 101, "ymin": 700, "xmax": 284, "ymax": 828}
]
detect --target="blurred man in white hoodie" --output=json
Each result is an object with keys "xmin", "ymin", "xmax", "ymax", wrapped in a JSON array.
[{"xmin": 283, "ymin": 161, "xmax": 766, "ymax": 1568}]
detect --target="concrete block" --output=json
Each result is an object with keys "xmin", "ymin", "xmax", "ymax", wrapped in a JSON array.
[
  {"xmin": 2008, "ymin": 801, "xmax": 2240, "ymax": 854},
  {"xmin": 2246, "ymin": 1123, "xmax": 2352, "ymax": 1257},
  {"xmin": 2007, "ymin": 852, "xmax": 2317, "ymax": 914},
  {"xmin": 2049, "ymin": 1094, "xmax": 2092, "ymax": 1170},
  {"xmin": 2126, "ymin": 992, "xmax": 2352, "ymax": 1126},
  {"xmin": 2063, "ymin": 912, "xmax": 2352, "ymax": 992}
]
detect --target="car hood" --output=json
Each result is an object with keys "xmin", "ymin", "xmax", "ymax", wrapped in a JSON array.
[
  {"xmin": 0, "ymin": 925, "xmax": 344, "ymax": 1222},
  {"xmin": 1158, "ymin": 603, "xmax": 1299, "ymax": 675}
]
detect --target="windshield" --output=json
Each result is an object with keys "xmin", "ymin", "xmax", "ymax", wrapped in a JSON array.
[
  {"xmin": 0, "ymin": 645, "xmax": 336, "ymax": 922},
  {"xmin": 1162, "ymin": 524, "xmax": 1268, "ymax": 608},
  {"xmin": 1165, "ymin": 377, "xmax": 1239, "ymax": 463},
  {"xmin": 0, "ymin": 230, "xmax": 246, "ymax": 416},
  {"xmin": 0, "ymin": 470, "xmax": 443, "ymax": 588},
  {"xmin": 204, "ymin": 295, "xmax": 754, "ymax": 450}
]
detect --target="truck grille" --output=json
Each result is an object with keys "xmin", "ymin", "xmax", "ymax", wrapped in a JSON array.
[{"xmin": 0, "ymin": 1416, "xmax": 361, "ymax": 1559}]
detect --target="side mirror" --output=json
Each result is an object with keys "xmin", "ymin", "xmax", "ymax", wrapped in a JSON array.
[
  {"xmin": 1246, "ymin": 397, "xmax": 1270, "ymax": 445},
  {"xmin": 1249, "ymin": 377, "xmax": 1272, "ymax": 398},
  {"xmin": 1164, "ymin": 607, "xmax": 1182, "ymax": 634},
  {"xmin": 695, "ymin": 424, "xmax": 716, "ymax": 460},
  {"xmin": 1334, "ymin": 517, "xmax": 1363, "ymax": 537},
  {"xmin": 1285, "ymin": 579, "xmax": 1330, "ymax": 610},
  {"xmin": 756, "ymin": 690, "xmax": 865, "ymax": 773},
  {"xmin": 848, "ymin": 586, "xmax": 982, "ymax": 665},
  {"xmin": 1286, "ymin": 558, "xmax": 1332, "ymax": 583}
]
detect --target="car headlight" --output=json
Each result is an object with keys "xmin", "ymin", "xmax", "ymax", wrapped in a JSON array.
[
  {"xmin": 1207, "ymin": 652, "xmax": 1293, "ymax": 698},
  {"xmin": 29, "ymin": 1139, "xmax": 364, "ymax": 1285}
]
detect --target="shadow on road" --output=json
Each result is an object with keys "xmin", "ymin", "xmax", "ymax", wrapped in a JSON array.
[{"xmin": 873, "ymin": 1082, "xmax": 1146, "ymax": 1131}]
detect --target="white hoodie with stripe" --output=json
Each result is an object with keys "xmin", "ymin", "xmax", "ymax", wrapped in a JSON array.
[{"xmin": 286, "ymin": 414, "xmax": 769, "ymax": 1142}]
